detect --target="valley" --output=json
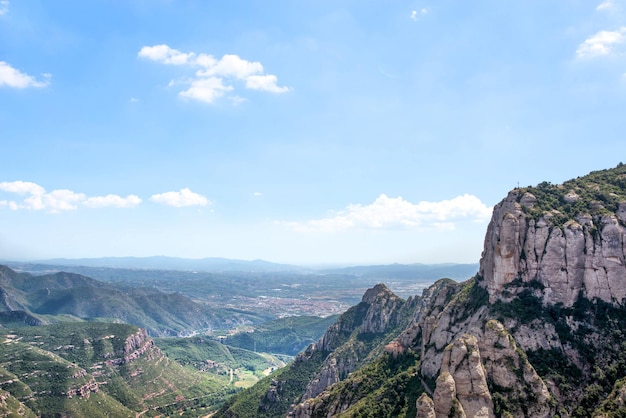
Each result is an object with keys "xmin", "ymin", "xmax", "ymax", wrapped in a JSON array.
[{"xmin": 0, "ymin": 259, "xmax": 475, "ymax": 416}]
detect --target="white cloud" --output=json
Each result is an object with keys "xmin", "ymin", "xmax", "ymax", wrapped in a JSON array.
[
  {"xmin": 576, "ymin": 28, "xmax": 626, "ymax": 58},
  {"xmin": 138, "ymin": 44, "xmax": 194, "ymax": 65},
  {"xmin": 245, "ymin": 74, "xmax": 290, "ymax": 93},
  {"xmin": 0, "ymin": 0, "xmax": 9, "ymax": 15},
  {"xmin": 179, "ymin": 76, "xmax": 233, "ymax": 103},
  {"xmin": 198, "ymin": 54, "xmax": 264, "ymax": 79},
  {"xmin": 0, "ymin": 180, "xmax": 45, "ymax": 195},
  {"xmin": 150, "ymin": 188, "xmax": 209, "ymax": 207},
  {"xmin": 285, "ymin": 194, "xmax": 492, "ymax": 233},
  {"xmin": 139, "ymin": 44, "xmax": 289, "ymax": 103},
  {"xmin": 0, "ymin": 61, "xmax": 50, "ymax": 88},
  {"xmin": 83, "ymin": 194, "xmax": 142, "ymax": 208},
  {"xmin": 31, "ymin": 189, "xmax": 86, "ymax": 212},
  {"xmin": 0, "ymin": 181, "xmax": 142, "ymax": 212},
  {"xmin": 597, "ymin": 0, "xmax": 614, "ymax": 11}
]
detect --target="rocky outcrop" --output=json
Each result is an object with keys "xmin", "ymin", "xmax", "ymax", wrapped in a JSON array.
[
  {"xmin": 480, "ymin": 320, "xmax": 553, "ymax": 417},
  {"xmin": 433, "ymin": 334, "xmax": 493, "ymax": 418},
  {"xmin": 416, "ymin": 393, "xmax": 436, "ymax": 418},
  {"xmin": 299, "ymin": 283, "xmax": 405, "ymax": 401},
  {"xmin": 480, "ymin": 190, "xmax": 626, "ymax": 307},
  {"xmin": 65, "ymin": 376, "xmax": 99, "ymax": 399},
  {"xmin": 104, "ymin": 329, "xmax": 157, "ymax": 366}
]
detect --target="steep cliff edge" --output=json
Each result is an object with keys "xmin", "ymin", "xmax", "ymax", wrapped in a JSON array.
[
  {"xmin": 480, "ymin": 181, "xmax": 626, "ymax": 307},
  {"xmin": 220, "ymin": 164, "xmax": 626, "ymax": 418}
]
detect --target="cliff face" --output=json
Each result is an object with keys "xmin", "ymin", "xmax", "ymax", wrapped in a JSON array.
[
  {"xmin": 301, "ymin": 283, "xmax": 406, "ymax": 401},
  {"xmin": 222, "ymin": 165, "xmax": 626, "ymax": 418},
  {"xmin": 480, "ymin": 190, "xmax": 626, "ymax": 306}
]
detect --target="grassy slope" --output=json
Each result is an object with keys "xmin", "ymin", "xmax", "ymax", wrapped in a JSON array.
[
  {"xmin": 0, "ymin": 322, "xmax": 231, "ymax": 416},
  {"xmin": 224, "ymin": 315, "xmax": 339, "ymax": 355},
  {"xmin": 0, "ymin": 265, "xmax": 247, "ymax": 336}
]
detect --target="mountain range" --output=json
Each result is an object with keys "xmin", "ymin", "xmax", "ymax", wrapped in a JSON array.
[{"xmin": 0, "ymin": 265, "xmax": 266, "ymax": 336}]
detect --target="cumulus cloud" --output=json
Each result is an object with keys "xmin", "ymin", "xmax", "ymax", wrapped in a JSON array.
[
  {"xmin": 0, "ymin": 0, "xmax": 8, "ymax": 15},
  {"xmin": 0, "ymin": 181, "xmax": 141, "ymax": 213},
  {"xmin": 138, "ymin": 45, "xmax": 194, "ymax": 65},
  {"xmin": 576, "ymin": 28, "xmax": 626, "ymax": 58},
  {"xmin": 83, "ymin": 194, "xmax": 142, "ymax": 208},
  {"xmin": 285, "ymin": 194, "xmax": 492, "ymax": 233},
  {"xmin": 245, "ymin": 74, "xmax": 290, "ymax": 93},
  {"xmin": 179, "ymin": 77, "xmax": 233, "ymax": 103},
  {"xmin": 0, "ymin": 61, "xmax": 50, "ymax": 88},
  {"xmin": 0, "ymin": 180, "xmax": 45, "ymax": 195},
  {"xmin": 138, "ymin": 44, "xmax": 290, "ymax": 103},
  {"xmin": 150, "ymin": 188, "xmax": 209, "ymax": 207}
]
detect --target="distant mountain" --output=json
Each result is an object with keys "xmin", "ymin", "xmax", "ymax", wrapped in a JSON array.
[
  {"xmin": 7, "ymin": 256, "xmax": 479, "ymax": 280},
  {"xmin": 22, "ymin": 256, "xmax": 304, "ymax": 273},
  {"xmin": 319, "ymin": 262, "xmax": 478, "ymax": 281}
]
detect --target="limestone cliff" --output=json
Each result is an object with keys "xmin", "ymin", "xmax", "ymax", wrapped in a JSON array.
[
  {"xmin": 480, "ymin": 167, "xmax": 626, "ymax": 307},
  {"xmin": 300, "ymin": 283, "xmax": 406, "ymax": 401},
  {"xmin": 222, "ymin": 165, "xmax": 626, "ymax": 418}
]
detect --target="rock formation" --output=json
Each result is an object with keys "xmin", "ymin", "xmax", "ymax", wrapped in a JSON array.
[
  {"xmin": 480, "ymin": 190, "xmax": 626, "ymax": 307},
  {"xmin": 219, "ymin": 164, "xmax": 626, "ymax": 418}
]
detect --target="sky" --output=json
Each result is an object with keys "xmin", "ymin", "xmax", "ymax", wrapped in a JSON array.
[{"xmin": 1, "ymin": 0, "xmax": 626, "ymax": 266}]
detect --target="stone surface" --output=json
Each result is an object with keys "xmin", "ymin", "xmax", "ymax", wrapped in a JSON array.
[
  {"xmin": 480, "ymin": 190, "xmax": 626, "ymax": 306},
  {"xmin": 416, "ymin": 393, "xmax": 436, "ymax": 418}
]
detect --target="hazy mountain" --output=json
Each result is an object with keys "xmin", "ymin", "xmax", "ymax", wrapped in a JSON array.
[
  {"xmin": 319, "ymin": 262, "xmax": 478, "ymax": 281},
  {"xmin": 0, "ymin": 265, "xmax": 266, "ymax": 336},
  {"xmin": 19, "ymin": 256, "xmax": 304, "ymax": 273}
]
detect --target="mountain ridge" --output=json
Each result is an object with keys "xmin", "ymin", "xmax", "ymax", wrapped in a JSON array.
[
  {"xmin": 0, "ymin": 265, "xmax": 259, "ymax": 336},
  {"xmin": 217, "ymin": 163, "xmax": 626, "ymax": 418}
]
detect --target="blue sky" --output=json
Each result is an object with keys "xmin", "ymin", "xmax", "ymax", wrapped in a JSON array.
[{"xmin": 1, "ymin": 0, "xmax": 625, "ymax": 265}]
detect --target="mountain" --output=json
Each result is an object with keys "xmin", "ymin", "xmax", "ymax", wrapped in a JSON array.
[
  {"xmin": 319, "ymin": 263, "xmax": 478, "ymax": 281},
  {"xmin": 217, "ymin": 163, "xmax": 626, "ymax": 418},
  {"xmin": 0, "ymin": 265, "xmax": 264, "ymax": 336},
  {"xmin": 0, "ymin": 322, "xmax": 228, "ymax": 416},
  {"xmin": 223, "ymin": 315, "xmax": 341, "ymax": 356},
  {"xmin": 18, "ymin": 256, "xmax": 303, "ymax": 273}
]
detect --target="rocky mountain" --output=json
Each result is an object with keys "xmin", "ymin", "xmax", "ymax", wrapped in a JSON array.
[
  {"xmin": 217, "ymin": 163, "xmax": 626, "ymax": 418},
  {"xmin": 0, "ymin": 322, "xmax": 228, "ymax": 416}
]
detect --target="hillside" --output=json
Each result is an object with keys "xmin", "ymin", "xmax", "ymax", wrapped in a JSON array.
[
  {"xmin": 0, "ymin": 322, "xmax": 229, "ymax": 416},
  {"xmin": 0, "ymin": 265, "xmax": 265, "ymax": 336},
  {"xmin": 223, "ymin": 315, "xmax": 340, "ymax": 356},
  {"xmin": 217, "ymin": 164, "xmax": 626, "ymax": 418}
]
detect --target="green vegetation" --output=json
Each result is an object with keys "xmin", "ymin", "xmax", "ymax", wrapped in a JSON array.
[
  {"xmin": 592, "ymin": 378, "xmax": 626, "ymax": 417},
  {"xmin": 450, "ymin": 277, "xmax": 488, "ymax": 313},
  {"xmin": 517, "ymin": 163, "xmax": 626, "ymax": 226},
  {"xmin": 216, "ymin": 349, "xmax": 327, "ymax": 418},
  {"xmin": 322, "ymin": 352, "xmax": 423, "ymax": 418},
  {"xmin": 224, "ymin": 315, "xmax": 338, "ymax": 355},
  {"xmin": 154, "ymin": 335, "xmax": 287, "ymax": 390},
  {"xmin": 0, "ymin": 265, "xmax": 265, "ymax": 336},
  {"xmin": 0, "ymin": 322, "xmax": 234, "ymax": 416},
  {"xmin": 492, "ymin": 287, "xmax": 626, "ymax": 417}
]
